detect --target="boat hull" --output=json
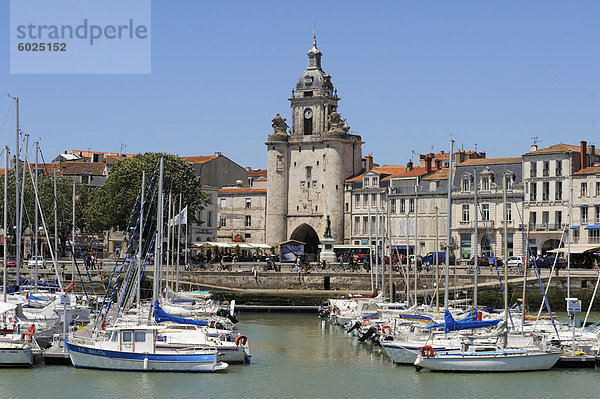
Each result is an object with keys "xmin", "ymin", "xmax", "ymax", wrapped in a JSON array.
[
  {"xmin": 0, "ymin": 344, "xmax": 33, "ymax": 366},
  {"xmin": 415, "ymin": 350, "xmax": 560, "ymax": 372},
  {"xmin": 65, "ymin": 341, "xmax": 228, "ymax": 372},
  {"xmin": 381, "ymin": 342, "xmax": 453, "ymax": 365}
]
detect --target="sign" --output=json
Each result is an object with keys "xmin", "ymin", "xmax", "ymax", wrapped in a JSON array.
[
  {"xmin": 566, "ymin": 298, "xmax": 581, "ymax": 313},
  {"xmin": 60, "ymin": 295, "xmax": 71, "ymax": 306},
  {"xmin": 360, "ymin": 239, "xmax": 367, "ymax": 245}
]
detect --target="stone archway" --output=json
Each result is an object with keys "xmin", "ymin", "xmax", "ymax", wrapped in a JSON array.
[
  {"xmin": 542, "ymin": 239, "xmax": 562, "ymax": 256},
  {"xmin": 290, "ymin": 224, "xmax": 320, "ymax": 262}
]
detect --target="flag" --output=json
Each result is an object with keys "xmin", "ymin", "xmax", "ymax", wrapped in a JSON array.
[{"xmin": 169, "ymin": 206, "xmax": 188, "ymax": 227}]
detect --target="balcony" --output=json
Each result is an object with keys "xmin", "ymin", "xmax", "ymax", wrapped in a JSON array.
[
  {"xmin": 458, "ymin": 220, "xmax": 494, "ymax": 229},
  {"xmin": 528, "ymin": 223, "xmax": 563, "ymax": 231}
]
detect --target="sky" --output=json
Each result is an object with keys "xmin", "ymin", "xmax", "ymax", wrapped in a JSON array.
[{"xmin": 1, "ymin": 1, "xmax": 599, "ymax": 169}]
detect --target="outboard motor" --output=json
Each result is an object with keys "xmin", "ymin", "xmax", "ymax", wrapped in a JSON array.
[
  {"xmin": 346, "ymin": 321, "xmax": 362, "ymax": 334},
  {"xmin": 358, "ymin": 326, "xmax": 377, "ymax": 342}
]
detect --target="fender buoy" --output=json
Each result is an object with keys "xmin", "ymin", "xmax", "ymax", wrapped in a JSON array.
[
  {"xmin": 420, "ymin": 345, "xmax": 435, "ymax": 358},
  {"xmin": 235, "ymin": 335, "xmax": 248, "ymax": 346},
  {"xmin": 530, "ymin": 332, "xmax": 537, "ymax": 342},
  {"xmin": 381, "ymin": 325, "xmax": 392, "ymax": 334},
  {"xmin": 332, "ymin": 306, "xmax": 340, "ymax": 315},
  {"xmin": 362, "ymin": 318, "xmax": 371, "ymax": 327},
  {"xmin": 20, "ymin": 332, "xmax": 32, "ymax": 343},
  {"xmin": 28, "ymin": 324, "xmax": 35, "ymax": 335}
]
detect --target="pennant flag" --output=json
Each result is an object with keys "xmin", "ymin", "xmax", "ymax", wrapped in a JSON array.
[{"xmin": 169, "ymin": 206, "xmax": 188, "ymax": 226}]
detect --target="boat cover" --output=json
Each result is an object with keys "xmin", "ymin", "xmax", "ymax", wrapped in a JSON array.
[
  {"xmin": 153, "ymin": 301, "xmax": 208, "ymax": 326},
  {"xmin": 427, "ymin": 308, "xmax": 502, "ymax": 333}
]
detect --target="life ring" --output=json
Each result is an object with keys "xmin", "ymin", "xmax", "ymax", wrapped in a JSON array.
[
  {"xmin": 20, "ymin": 332, "xmax": 32, "ymax": 343},
  {"xmin": 332, "ymin": 306, "xmax": 340, "ymax": 315},
  {"xmin": 420, "ymin": 345, "xmax": 435, "ymax": 358},
  {"xmin": 235, "ymin": 335, "xmax": 248, "ymax": 346},
  {"xmin": 362, "ymin": 318, "xmax": 371, "ymax": 327},
  {"xmin": 28, "ymin": 324, "xmax": 35, "ymax": 335},
  {"xmin": 381, "ymin": 325, "xmax": 392, "ymax": 334}
]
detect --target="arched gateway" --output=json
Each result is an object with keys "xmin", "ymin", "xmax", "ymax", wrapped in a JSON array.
[{"xmin": 290, "ymin": 224, "xmax": 320, "ymax": 262}]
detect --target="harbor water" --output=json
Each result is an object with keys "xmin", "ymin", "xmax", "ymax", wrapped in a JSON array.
[{"xmin": 2, "ymin": 312, "xmax": 600, "ymax": 399}]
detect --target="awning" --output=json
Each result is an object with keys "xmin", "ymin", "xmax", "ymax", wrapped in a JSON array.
[
  {"xmin": 387, "ymin": 245, "xmax": 414, "ymax": 249},
  {"xmin": 548, "ymin": 244, "xmax": 600, "ymax": 254},
  {"xmin": 249, "ymin": 243, "xmax": 272, "ymax": 249},
  {"xmin": 571, "ymin": 226, "xmax": 580, "ymax": 229},
  {"xmin": 584, "ymin": 225, "xmax": 600, "ymax": 230}
]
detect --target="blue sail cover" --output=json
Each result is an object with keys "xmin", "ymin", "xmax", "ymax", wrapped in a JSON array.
[
  {"xmin": 426, "ymin": 308, "xmax": 502, "ymax": 333},
  {"xmin": 153, "ymin": 301, "xmax": 208, "ymax": 326}
]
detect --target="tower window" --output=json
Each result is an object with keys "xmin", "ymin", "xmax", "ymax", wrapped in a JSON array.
[
  {"xmin": 304, "ymin": 117, "xmax": 313, "ymax": 135},
  {"xmin": 304, "ymin": 91, "xmax": 313, "ymax": 97}
]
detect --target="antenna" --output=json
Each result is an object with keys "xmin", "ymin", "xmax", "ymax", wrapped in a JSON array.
[{"xmin": 530, "ymin": 136, "xmax": 542, "ymax": 145}]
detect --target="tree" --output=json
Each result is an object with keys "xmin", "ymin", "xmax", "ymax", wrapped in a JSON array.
[{"xmin": 86, "ymin": 153, "xmax": 206, "ymax": 234}]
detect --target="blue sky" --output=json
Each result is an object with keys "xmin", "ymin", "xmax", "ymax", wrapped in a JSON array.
[{"xmin": 1, "ymin": 1, "xmax": 599, "ymax": 168}]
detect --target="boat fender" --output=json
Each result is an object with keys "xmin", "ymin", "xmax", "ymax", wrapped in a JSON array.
[
  {"xmin": 530, "ymin": 332, "xmax": 537, "ymax": 343},
  {"xmin": 381, "ymin": 325, "xmax": 392, "ymax": 335},
  {"xmin": 235, "ymin": 335, "xmax": 248, "ymax": 346},
  {"xmin": 20, "ymin": 332, "xmax": 32, "ymax": 343},
  {"xmin": 362, "ymin": 318, "xmax": 371, "ymax": 327},
  {"xmin": 332, "ymin": 306, "xmax": 340, "ymax": 315},
  {"xmin": 28, "ymin": 323, "xmax": 35, "ymax": 335},
  {"xmin": 143, "ymin": 357, "xmax": 149, "ymax": 370},
  {"xmin": 420, "ymin": 345, "xmax": 434, "ymax": 358}
]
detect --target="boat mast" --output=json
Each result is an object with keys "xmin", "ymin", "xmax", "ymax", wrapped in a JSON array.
[
  {"xmin": 387, "ymin": 191, "xmax": 393, "ymax": 301},
  {"xmin": 503, "ymin": 172, "xmax": 509, "ymax": 341},
  {"xmin": 14, "ymin": 97, "xmax": 21, "ymax": 288},
  {"xmin": 368, "ymin": 206, "xmax": 373, "ymax": 292},
  {"xmin": 166, "ymin": 191, "xmax": 172, "ymax": 294},
  {"xmin": 176, "ymin": 192, "xmax": 182, "ymax": 292},
  {"xmin": 3, "ymin": 147, "xmax": 8, "ymax": 303},
  {"xmin": 71, "ymin": 180, "xmax": 76, "ymax": 282},
  {"xmin": 444, "ymin": 140, "xmax": 454, "ymax": 310},
  {"xmin": 414, "ymin": 179, "xmax": 418, "ymax": 306},
  {"xmin": 473, "ymin": 167, "xmax": 478, "ymax": 308},
  {"xmin": 137, "ymin": 171, "xmax": 145, "ymax": 311},
  {"xmin": 54, "ymin": 170, "xmax": 58, "ymax": 288},
  {"xmin": 435, "ymin": 206, "xmax": 439, "ymax": 313},
  {"xmin": 153, "ymin": 157, "xmax": 164, "ymax": 305},
  {"xmin": 405, "ymin": 207, "xmax": 410, "ymax": 306},
  {"xmin": 34, "ymin": 141, "xmax": 39, "ymax": 290}
]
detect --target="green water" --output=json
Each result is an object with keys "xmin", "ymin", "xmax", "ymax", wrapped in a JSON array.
[{"xmin": 2, "ymin": 313, "xmax": 600, "ymax": 399}]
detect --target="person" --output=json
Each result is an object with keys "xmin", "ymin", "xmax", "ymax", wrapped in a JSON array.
[
  {"xmin": 322, "ymin": 259, "xmax": 327, "ymax": 271},
  {"xmin": 252, "ymin": 266, "xmax": 258, "ymax": 284}
]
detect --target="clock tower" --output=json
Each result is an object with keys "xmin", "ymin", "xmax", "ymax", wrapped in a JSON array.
[{"xmin": 265, "ymin": 38, "xmax": 363, "ymax": 259}]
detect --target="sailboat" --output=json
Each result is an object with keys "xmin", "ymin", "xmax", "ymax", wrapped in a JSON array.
[
  {"xmin": 65, "ymin": 158, "xmax": 228, "ymax": 372},
  {"xmin": 413, "ymin": 141, "xmax": 560, "ymax": 372}
]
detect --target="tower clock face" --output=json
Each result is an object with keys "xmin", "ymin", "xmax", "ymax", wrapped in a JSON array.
[{"xmin": 304, "ymin": 108, "xmax": 313, "ymax": 119}]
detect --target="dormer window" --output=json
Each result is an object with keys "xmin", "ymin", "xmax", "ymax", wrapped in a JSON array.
[
  {"xmin": 481, "ymin": 176, "xmax": 490, "ymax": 191},
  {"xmin": 372, "ymin": 177, "xmax": 378, "ymax": 187},
  {"xmin": 461, "ymin": 175, "xmax": 472, "ymax": 192},
  {"xmin": 364, "ymin": 177, "xmax": 370, "ymax": 187}
]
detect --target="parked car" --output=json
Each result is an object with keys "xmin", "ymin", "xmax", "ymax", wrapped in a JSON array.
[
  {"xmin": 27, "ymin": 256, "xmax": 46, "ymax": 269},
  {"xmin": 506, "ymin": 256, "xmax": 524, "ymax": 268},
  {"xmin": 535, "ymin": 255, "xmax": 566, "ymax": 268},
  {"xmin": 467, "ymin": 257, "xmax": 490, "ymax": 267},
  {"xmin": 6, "ymin": 255, "xmax": 18, "ymax": 267},
  {"xmin": 422, "ymin": 252, "xmax": 456, "ymax": 265}
]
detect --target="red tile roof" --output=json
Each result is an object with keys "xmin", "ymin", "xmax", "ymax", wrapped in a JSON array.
[
  {"xmin": 248, "ymin": 169, "xmax": 267, "ymax": 177},
  {"xmin": 524, "ymin": 143, "xmax": 580, "ymax": 155},
  {"xmin": 573, "ymin": 165, "xmax": 600, "ymax": 175},
  {"xmin": 459, "ymin": 157, "xmax": 521, "ymax": 165},
  {"xmin": 345, "ymin": 165, "xmax": 430, "ymax": 182},
  {"xmin": 423, "ymin": 168, "xmax": 449, "ymax": 180},
  {"xmin": 218, "ymin": 187, "xmax": 267, "ymax": 194},
  {"xmin": 183, "ymin": 155, "xmax": 219, "ymax": 164},
  {"xmin": 59, "ymin": 162, "xmax": 106, "ymax": 176}
]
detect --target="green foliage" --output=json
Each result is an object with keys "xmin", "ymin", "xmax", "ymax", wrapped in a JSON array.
[
  {"xmin": 233, "ymin": 244, "xmax": 241, "ymax": 257},
  {"xmin": 86, "ymin": 153, "xmax": 206, "ymax": 233}
]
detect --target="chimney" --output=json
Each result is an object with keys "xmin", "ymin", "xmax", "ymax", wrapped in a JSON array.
[
  {"xmin": 215, "ymin": 152, "xmax": 222, "ymax": 157},
  {"xmin": 589, "ymin": 144, "xmax": 596, "ymax": 162},
  {"xmin": 425, "ymin": 156, "xmax": 432, "ymax": 174},
  {"xmin": 435, "ymin": 159, "xmax": 442, "ymax": 170},
  {"xmin": 581, "ymin": 140, "xmax": 587, "ymax": 169},
  {"xmin": 365, "ymin": 154, "xmax": 374, "ymax": 171},
  {"xmin": 406, "ymin": 160, "xmax": 413, "ymax": 171},
  {"xmin": 530, "ymin": 144, "xmax": 537, "ymax": 152}
]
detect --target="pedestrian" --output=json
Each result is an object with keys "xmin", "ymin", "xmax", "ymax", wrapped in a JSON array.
[
  {"xmin": 322, "ymin": 259, "xmax": 326, "ymax": 271},
  {"xmin": 252, "ymin": 266, "xmax": 258, "ymax": 284}
]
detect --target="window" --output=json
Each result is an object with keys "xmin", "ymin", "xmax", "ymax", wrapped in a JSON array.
[
  {"xmin": 462, "ymin": 204, "xmax": 470, "ymax": 222},
  {"xmin": 573, "ymin": 228, "xmax": 580, "ymax": 242},
  {"xmin": 363, "ymin": 217, "xmax": 368, "ymax": 234},
  {"xmin": 530, "ymin": 162, "xmax": 537, "ymax": 177},
  {"xmin": 481, "ymin": 176, "xmax": 490, "ymax": 191},
  {"xmin": 220, "ymin": 198, "xmax": 226, "ymax": 208},
  {"xmin": 306, "ymin": 166, "xmax": 312, "ymax": 181},
  {"xmin": 355, "ymin": 194, "xmax": 360, "ymax": 208},
  {"xmin": 371, "ymin": 193, "xmax": 376, "ymax": 207},
  {"xmin": 542, "ymin": 211, "xmax": 549, "ymax": 227},
  {"xmin": 462, "ymin": 177, "xmax": 471, "ymax": 192},
  {"xmin": 505, "ymin": 175, "xmax": 513, "ymax": 190},
  {"xmin": 345, "ymin": 203, "xmax": 349, "ymax": 212},
  {"xmin": 363, "ymin": 194, "xmax": 368, "ymax": 207},
  {"xmin": 363, "ymin": 177, "xmax": 370, "ymax": 187},
  {"xmin": 530, "ymin": 211, "xmax": 537, "ymax": 226},
  {"xmin": 245, "ymin": 215, "xmax": 251, "ymax": 227},
  {"xmin": 380, "ymin": 193, "xmax": 385, "ymax": 207},
  {"xmin": 530, "ymin": 182, "xmax": 537, "ymax": 201},
  {"xmin": 135, "ymin": 332, "xmax": 145, "ymax": 343},
  {"xmin": 409, "ymin": 198, "xmax": 415, "ymax": 213},
  {"xmin": 460, "ymin": 233, "xmax": 471, "ymax": 259},
  {"xmin": 245, "ymin": 198, "xmax": 252, "ymax": 209},
  {"xmin": 482, "ymin": 204, "xmax": 490, "ymax": 221},
  {"xmin": 582, "ymin": 182, "xmax": 588, "ymax": 197},
  {"xmin": 207, "ymin": 211, "xmax": 213, "ymax": 227},
  {"xmin": 555, "ymin": 181, "xmax": 562, "ymax": 201},
  {"xmin": 556, "ymin": 160, "xmax": 562, "ymax": 176},
  {"xmin": 507, "ymin": 233, "xmax": 514, "ymax": 256},
  {"xmin": 555, "ymin": 211, "xmax": 562, "ymax": 228},
  {"xmin": 372, "ymin": 177, "xmax": 378, "ymax": 186},
  {"xmin": 390, "ymin": 199, "xmax": 396, "ymax": 213},
  {"xmin": 245, "ymin": 233, "xmax": 251, "ymax": 239},
  {"xmin": 590, "ymin": 229, "xmax": 600, "ymax": 244},
  {"xmin": 596, "ymin": 206, "xmax": 600, "ymax": 223},
  {"xmin": 581, "ymin": 207, "xmax": 588, "ymax": 224},
  {"xmin": 400, "ymin": 199, "xmax": 406, "ymax": 213},
  {"xmin": 122, "ymin": 331, "xmax": 132, "ymax": 342},
  {"xmin": 543, "ymin": 161, "xmax": 550, "ymax": 176},
  {"xmin": 506, "ymin": 203, "xmax": 512, "ymax": 221},
  {"xmin": 276, "ymin": 155, "xmax": 284, "ymax": 172},
  {"xmin": 542, "ymin": 182, "xmax": 550, "ymax": 201},
  {"xmin": 354, "ymin": 217, "xmax": 360, "ymax": 235},
  {"xmin": 304, "ymin": 115, "xmax": 313, "ymax": 135},
  {"xmin": 597, "ymin": 182, "xmax": 600, "ymax": 196},
  {"xmin": 220, "ymin": 216, "xmax": 227, "ymax": 227}
]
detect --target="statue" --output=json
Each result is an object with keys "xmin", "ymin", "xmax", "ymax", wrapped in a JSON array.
[
  {"xmin": 271, "ymin": 113, "xmax": 288, "ymax": 134},
  {"xmin": 327, "ymin": 111, "xmax": 346, "ymax": 133},
  {"xmin": 324, "ymin": 215, "xmax": 332, "ymax": 238}
]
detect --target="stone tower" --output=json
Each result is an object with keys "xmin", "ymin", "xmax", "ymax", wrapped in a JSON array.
[{"xmin": 265, "ymin": 38, "xmax": 363, "ymax": 258}]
